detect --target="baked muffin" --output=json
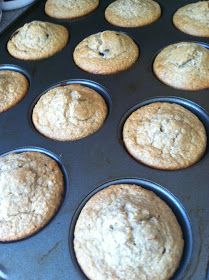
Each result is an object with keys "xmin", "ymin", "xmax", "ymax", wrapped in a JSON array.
[
  {"xmin": 73, "ymin": 30, "xmax": 139, "ymax": 74},
  {"xmin": 74, "ymin": 184, "xmax": 184, "ymax": 280},
  {"xmin": 45, "ymin": 0, "xmax": 99, "ymax": 19},
  {"xmin": 0, "ymin": 70, "xmax": 28, "ymax": 113},
  {"xmin": 153, "ymin": 42, "xmax": 209, "ymax": 90},
  {"xmin": 173, "ymin": 1, "xmax": 209, "ymax": 37},
  {"xmin": 32, "ymin": 84, "xmax": 107, "ymax": 141},
  {"xmin": 0, "ymin": 152, "xmax": 64, "ymax": 242},
  {"xmin": 7, "ymin": 21, "xmax": 69, "ymax": 60},
  {"xmin": 123, "ymin": 102, "xmax": 207, "ymax": 170},
  {"xmin": 105, "ymin": 0, "xmax": 161, "ymax": 28}
]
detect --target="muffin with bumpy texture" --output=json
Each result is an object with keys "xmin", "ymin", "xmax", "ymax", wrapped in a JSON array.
[
  {"xmin": 0, "ymin": 152, "xmax": 64, "ymax": 242},
  {"xmin": 173, "ymin": 1, "xmax": 209, "ymax": 37},
  {"xmin": 74, "ymin": 184, "xmax": 184, "ymax": 280},
  {"xmin": 0, "ymin": 70, "xmax": 28, "ymax": 113},
  {"xmin": 123, "ymin": 102, "xmax": 207, "ymax": 170},
  {"xmin": 45, "ymin": 0, "xmax": 99, "ymax": 19},
  {"xmin": 105, "ymin": 0, "xmax": 161, "ymax": 27},
  {"xmin": 32, "ymin": 84, "xmax": 108, "ymax": 141},
  {"xmin": 153, "ymin": 42, "xmax": 209, "ymax": 90},
  {"xmin": 7, "ymin": 21, "xmax": 69, "ymax": 60},
  {"xmin": 73, "ymin": 30, "xmax": 139, "ymax": 74}
]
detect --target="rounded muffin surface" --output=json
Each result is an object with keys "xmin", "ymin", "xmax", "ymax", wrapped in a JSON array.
[
  {"xmin": 32, "ymin": 84, "xmax": 108, "ymax": 141},
  {"xmin": 74, "ymin": 184, "xmax": 184, "ymax": 280},
  {"xmin": 153, "ymin": 42, "xmax": 209, "ymax": 90},
  {"xmin": 105, "ymin": 0, "xmax": 161, "ymax": 27},
  {"xmin": 0, "ymin": 152, "xmax": 64, "ymax": 242},
  {"xmin": 173, "ymin": 1, "xmax": 209, "ymax": 37},
  {"xmin": 7, "ymin": 21, "xmax": 69, "ymax": 60},
  {"xmin": 73, "ymin": 30, "xmax": 139, "ymax": 74},
  {"xmin": 123, "ymin": 102, "xmax": 207, "ymax": 170},
  {"xmin": 45, "ymin": 0, "xmax": 99, "ymax": 19},
  {"xmin": 0, "ymin": 70, "xmax": 28, "ymax": 113}
]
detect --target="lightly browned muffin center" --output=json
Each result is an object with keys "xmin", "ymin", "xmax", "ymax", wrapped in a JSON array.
[
  {"xmin": 0, "ymin": 152, "xmax": 64, "ymax": 242},
  {"xmin": 7, "ymin": 20, "xmax": 69, "ymax": 60},
  {"xmin": 105, "ymin": 0, "xmax": 161, "ymax": 27},
  {"xmin": 153, "ymin": 42, "xmax": 209, "ymax": 90},
  {"xmin": 123, "ymin": 102, "xmax": 207, "ymax": 170},
  {"xmin": 73, "ymin": 30, "xmax": 139, "ymax": 74},
  {"xmin": 74, "ymin": 184, "xmax": 184, "ymax": 280},
  {"xmin": 0, "ymin": 70, "xmax": 28, "ymax": 112},
  {"xmin": 32, "ymin": 84, "xmax": 108, "ymax": 141}
]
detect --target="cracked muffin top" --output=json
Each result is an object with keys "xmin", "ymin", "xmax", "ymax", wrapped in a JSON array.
[
  {"xmin": 7, "ymin": 21, "xmax": 69, "ymax": 60},
  {"xmin": 0, "ymin": 152, "xmax": 64, "ymax": 242},
  {"xmin": 153, "ymin": 42, "xmax": 209, "ymax": 90},
  {"xmin": 74, "ymin": 184, "xmax": 184, "ymax": 280},
  {"xmin": 105, "ymin": 0, "xmax": 161, "ymax": 28},
  {"xmin": 173, "ymin": 1, "xmax": 209, "ymax": 37},
  {"xmin": 73, "ymin": 30, "xmax": 139, "ymax": 74},
  {"xmin": 32, "ymin": 84, "xmax": 108, "ymax": 141},
  {"xmin": 123, "ymin": 102, "xmax": 207, "ymax": 170},
  {"xmin": 45, "ymin": 0, "xmax": 99, "ymax": 19},
  {"xmin": 0, "ymin": 70, "xmax": 28, "ymax": 113}
]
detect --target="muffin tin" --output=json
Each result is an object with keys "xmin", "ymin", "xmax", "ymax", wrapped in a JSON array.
[{"xmin": 0, "ymin": 0, "xmax": 208, "ymax": 279}]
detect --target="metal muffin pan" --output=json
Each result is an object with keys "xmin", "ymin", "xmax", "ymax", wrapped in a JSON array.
[{"xmin": 0, "ymin": 0, "xmax": 208, "ymax": 279}]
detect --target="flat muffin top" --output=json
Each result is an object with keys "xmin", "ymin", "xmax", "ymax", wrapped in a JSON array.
[
  {"xmin": 123, "ymin": 102, "xmax": 207, "ymax": 170},
  {"xmin": 32, "ymin": 84, "xmax": 108, "ymax": 141},
  {"xmin": 173, "ymin": 1, "xmax": 209, "ymax": 37},
  {"xmin": 7, "ymin": 20, "xmax": 69, "ymax": 60},
  {"xmin": 105, "ymin": 0, "xmax": 161, "ymax": 27},
  {"xmin": 0, "ymin": 70, "xmax": 28, "ymax": 113},
  {"xmin": 45, "ymin": 0, "xmax": 99, "ymax": 19},
  {"xmin": 74, "ymin": 184, "xmax": 184, "ymax": 280},
  {"xmin": 73, "ymin": 30, "xmax": 139, "ymax": 74},
  {"xmin": 153, "ymin": 42, "xmax": 209, "ymax": 90},
  {"xmin": 0, "ymin": 152, "xmax": 64, "ymax": 242}
]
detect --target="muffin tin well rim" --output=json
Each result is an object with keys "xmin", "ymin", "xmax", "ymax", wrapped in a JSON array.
[
  {"xmin": 0, "ymin": 64, "xmax": 31, "ymax": 83},
  {"xmin": 119, "ymin": 96, "xmax": 209, "ymax": 170},
  {"xmin": 0, "ymin": 145, "xmax": 70, "ymax": 244},
  {"xmin": 69, "ymin": 177, "xmax": 193, "ymax": 280},
  {"xmin": 28, "ymin": 79, "xmax": 112, "ymax": 142}
]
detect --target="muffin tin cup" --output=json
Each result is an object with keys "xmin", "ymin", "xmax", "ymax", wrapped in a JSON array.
[
  {"xmin": 152, "ymin": 41, "xmax": 209, "ymax": 92},
  {"xmin": 29, "ymin": 79, "xmax": 112, "ymax": 140},
  {"xmin": 0, "ymin": 0, "xmax": 209, "ymax": 279},
  {"xmin": 0, "ymin": 146, "xmax": 70, "ymax": 243},
  {"xmin": 119, "ymin": 96, "xmax": 209, "ymax": 163},
  {"xmin": 69, "ymin": 178, "xmax": 193, "ymax": 280},
  {"xmin": 0, "ymin": 64, "xmax": 30, "ymax": 80},
  {"xmin": 0, "ymin": 64, "xmax": 30, "ymax": 113}
]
